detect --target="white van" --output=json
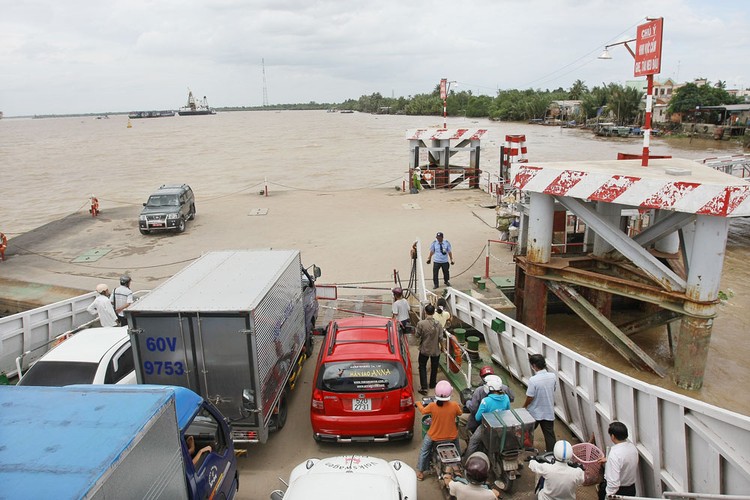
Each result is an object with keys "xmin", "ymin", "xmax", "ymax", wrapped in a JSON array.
[{"xmin": 18, "ymin": 326, "xmax": 135, "ymax": 386}]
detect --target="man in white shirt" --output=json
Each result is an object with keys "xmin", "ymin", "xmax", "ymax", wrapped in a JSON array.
[
  {"xmin": 87, "ymin": 284, "xmax": 118, "ymax": 327},
  {"xmin": 529, "ymin": 440, "xmax": 585, "ymax": 500},
  {"xmin": 523, "ymin": 354, "xmax": 557, "ymax": 452},
  {"xmin": 111, "ymin": 275, "xmax": 134, "ymax": 326},
  {"xmin": 391, "ymin": 287, "xmax": 411, "ymax": 334},
  {"xmin": 598, "ymin": 421, "xmax": 638, "ymax": 498}
]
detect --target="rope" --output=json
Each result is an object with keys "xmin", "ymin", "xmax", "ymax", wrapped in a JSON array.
[{"xmin": 267, "ymin": 176, "xmax": 403, "ymax": 193}]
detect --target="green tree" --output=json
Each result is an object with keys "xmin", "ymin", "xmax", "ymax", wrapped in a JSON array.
[{"xmin": 568, "ymin": 80, "xmax": 589, "ymax": 99}]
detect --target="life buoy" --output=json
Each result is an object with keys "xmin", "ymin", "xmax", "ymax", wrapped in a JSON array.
[
  {"xmin": 423, "ymin": 171, "xmax": 434, "ymax": 182},
  {"xmin": 0, "ymin": 232, "xmax": 6, "ymax": 261},
  {"xmin": 448, "ymin": 336, "xmax": 462, "ymax": 373},
  {"xmin": 89, "ymin": 196, "xmax": 99, "ymax": 217}
]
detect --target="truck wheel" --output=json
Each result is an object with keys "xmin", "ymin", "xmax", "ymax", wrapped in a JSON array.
[
  {"xmin": 188, "ymin": 204, "xmax": 196, "ymax": 220},
  {"xmin": 275, "ymin": 391, "xmax": 288, "ymax": 430},
  {"xmin": 177, "ymin": 218, "xmax": 186, "ymax": 233}
]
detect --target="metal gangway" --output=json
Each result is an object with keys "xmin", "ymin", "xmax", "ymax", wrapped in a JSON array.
[
  {"xmin": 444, "ymin": 288, "xmax": 750, "ymax": 497},
  {"xmin": 702, "ymin": 154, "xmax": 750, "ymax": 181}
]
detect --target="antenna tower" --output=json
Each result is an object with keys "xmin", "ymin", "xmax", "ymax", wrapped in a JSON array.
[{"xmin": 262, "ymin": 58, "xmax": 269, "ymax": 107}]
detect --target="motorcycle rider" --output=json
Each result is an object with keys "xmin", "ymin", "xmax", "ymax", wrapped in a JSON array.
[
  {"xmin": 442, "ymin": 451, "xmax": 501, "ymax": 499},
  {"xmin": 464, "ymin": 366, "xmax": 515, "ymax": 434},
  {"xmin": 528, "ymin": 440, "xmax": 585, "ymax": 500},
  {"xmin": 463, "ymin": 375, "xmax": 511, "ymax": 458},
  {"xmin": 415, "ymin": 380, "xmax": 463, "ymax": 481}
]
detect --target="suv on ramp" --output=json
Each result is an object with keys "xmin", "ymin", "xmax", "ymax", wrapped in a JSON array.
[{"xmin": 139, "ymin": 184, "xmax": 195, "ymax": 234}]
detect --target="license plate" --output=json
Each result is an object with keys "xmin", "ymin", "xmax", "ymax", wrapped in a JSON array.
[
  {"xmin": 151, "ymin": 223, "xmax": 164, "ymax": 227},
  {"xmin": 352, "ymin": 398, "xmax": 372, "ymax": 411}
]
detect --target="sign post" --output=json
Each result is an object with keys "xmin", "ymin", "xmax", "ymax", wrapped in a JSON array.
[
  {"xmin": 634, "ymin": 18, "xmax": 663, "ymax": 166},
  {"xmin": 440, "ymin": 78, "xmax": 448, "ymax": 129}
]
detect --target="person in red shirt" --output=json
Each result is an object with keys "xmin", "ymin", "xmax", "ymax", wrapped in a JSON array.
[{"xmin": 415, "ymin": 380, "xmax": 462, "ymax": 480}]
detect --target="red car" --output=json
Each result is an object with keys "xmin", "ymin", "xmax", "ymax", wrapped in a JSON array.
[{"xmin": 310, "ymin": 317, "xmax": 415, "ymax": 442}]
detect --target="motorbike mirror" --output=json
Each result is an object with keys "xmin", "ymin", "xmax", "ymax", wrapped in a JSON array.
[{"xmin": 270, "ymin": 491, "xmax": 284, "ymax": 500}]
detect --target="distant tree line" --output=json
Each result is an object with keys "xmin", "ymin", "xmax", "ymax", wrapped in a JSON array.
[{"xmin": 244, "ymin": 79, "xmax": 741, "ymax": 127}]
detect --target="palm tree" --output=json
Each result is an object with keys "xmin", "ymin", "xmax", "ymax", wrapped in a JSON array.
[{"xmin": 568, "ymin": 80, "xmax": 588, "ymax": 100}]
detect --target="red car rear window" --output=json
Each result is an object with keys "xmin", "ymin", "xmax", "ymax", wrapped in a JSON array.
[{"xmin": 318, "ymin": 361, "xmax": 406, "ymax": 393}]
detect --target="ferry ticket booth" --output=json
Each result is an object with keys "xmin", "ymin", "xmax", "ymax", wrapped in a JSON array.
[
  {"xmin": 406, "ymin": 129, "xmax": 486, "ymax": 190},
  {"xmin": 510, "ymin": 157, "xmax": 750, "ymax": 390}
]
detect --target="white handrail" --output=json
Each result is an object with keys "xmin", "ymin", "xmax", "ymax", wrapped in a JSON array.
[{"xmin": 446, "ymin": 288, "xmax": 750, "ymax": 496}]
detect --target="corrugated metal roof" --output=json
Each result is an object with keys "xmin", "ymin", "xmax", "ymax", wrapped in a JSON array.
[
  {"xmin": 129, "ymin": 249, "xmax": 299, "ymax": 312},
  {"xmin": 0, "ymin": 385, "xmax": 175, "ymax": 498}
]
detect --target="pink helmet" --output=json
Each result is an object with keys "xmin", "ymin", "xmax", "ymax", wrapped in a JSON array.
[{"xmin": 435, "ymin": 380, "xmax": 453, "ymax": 401}]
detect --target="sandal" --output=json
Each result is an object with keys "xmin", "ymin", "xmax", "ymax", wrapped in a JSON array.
[{"xmin": 416, "ymin": 471, "xmax": 424, "ymax": 481}]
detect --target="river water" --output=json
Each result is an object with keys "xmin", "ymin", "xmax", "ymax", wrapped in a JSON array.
[
  {"xmin": 2, "ymin": 111, "xmax": 748, "ymax": 413},
  {"xmin": 1, "ymin": 111, "xmax": 744, "ymax": 236}
]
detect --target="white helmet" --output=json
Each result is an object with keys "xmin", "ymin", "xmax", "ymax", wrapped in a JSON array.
[
  {"xmin": 553, "ymin": 440, "xmax": 573, "ymax": 462},
  {"xmin": 484, "ymin": 375, "xmax": 504, "ymax": 392}
]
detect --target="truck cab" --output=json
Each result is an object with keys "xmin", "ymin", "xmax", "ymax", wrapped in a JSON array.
[{"xmin": 174, "ymin": 386, "xmax": 239, "ymax": 499}]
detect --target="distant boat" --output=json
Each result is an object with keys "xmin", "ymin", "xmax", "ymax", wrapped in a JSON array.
[
  {"xmin": 339, "ymin": 109, "xmax": 354, "ymax": 114},
  {"xmin": 178, "ymin": 90, "xmax": 216, "ymax": 116},
  {"xmin": 128, "ymin": 110, "xmax": 175, "ymax": 119}
]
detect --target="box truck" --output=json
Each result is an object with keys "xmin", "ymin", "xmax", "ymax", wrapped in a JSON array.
[
  {"xmin": 0, "ymin": 385, "xmax": 238, "ymax": 499},
  {"xmin": 127, "ymin": 249, "xmax": 320, "ymax": 443}
]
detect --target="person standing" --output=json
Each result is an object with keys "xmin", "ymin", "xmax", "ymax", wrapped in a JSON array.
[
  {"xmin": 415, "ymin": 303, "xmax": 442, "ymax": 395},
  {"xmin": 391, "ymin": 287, "xmax": 411, "ymax": 334},
  {"xmin": 598, "ymin": 421, "xmax": 638, "ymax": 499},
  {"xmin": 111, "ymin": 275, "xmax": 134, "ymax": 326},
  {"xmin": 427, "ymin": 232, "xmax": 454, "ymax": 289},
  {"xmin": 87, "ymin": 284, "xmax": 118, "ymax": 327},
  {"xmin": 523, "ymin": 354, "xmax": 557, "ymax": 453},
  {"xmin": 435, "ymin": 297, "xmax": 452, "ymax": 328}
]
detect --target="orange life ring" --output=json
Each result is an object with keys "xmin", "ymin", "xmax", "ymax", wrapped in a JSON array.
[
  {"xmin": 448, "ymin": 336, "xmax": 462, "ymax": 373},
  {"xmin": 423, "ymin": 171, "xmax": 434, "ymax": 182},
  {"xmin": 0, "ymin": 232, "xmax": 6, "ymax": 261}
]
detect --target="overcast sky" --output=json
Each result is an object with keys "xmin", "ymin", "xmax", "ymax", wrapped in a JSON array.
[{"xmin": 1, "ymin": 0, "xmax": 748, "ymax": 116}]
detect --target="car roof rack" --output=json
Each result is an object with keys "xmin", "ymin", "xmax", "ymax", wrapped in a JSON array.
[{"xmin": 327, "ymin": 321, "xmax": 395, "ymax": 356}]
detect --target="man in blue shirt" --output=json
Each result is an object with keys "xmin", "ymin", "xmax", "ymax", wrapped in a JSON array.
[
  {"xmin": 427, "ymin": 232, "xmax": 454, "ymax": 289},
  {"xmin": 524, "ymin": 354, "xmax": 558, "ymax": 452}
]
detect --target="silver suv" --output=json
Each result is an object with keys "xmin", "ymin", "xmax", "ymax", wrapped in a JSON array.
[{"xmin": 139, "ymin": 184, "xmax": 195, "ymax": 234}]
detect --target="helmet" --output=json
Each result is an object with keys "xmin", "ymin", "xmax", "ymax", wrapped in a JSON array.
[
  {"xmin": 553, "ymin": 440, "xmax": 573, "ymax": 462},
  {"xmin": 485, "ymin": 375, "xmax": 504, "ymax": 392},
  {"xmin": 479, "ymin": 365, "xmax": 495, "ymax": 379},
  {"xmin": 95, "ymin": 284, "xmax": 109, "ymax": 294},
  {"xmin": 120, "ymin": 275, "xmax": 131, "ymax": 286},
  {"xmin": 434, "ymin": 380, "xmax": 453, "ymax": 401},
  {"xmin": 391, "ymin": 287, "xmax": 403, "ymax": 296},
  {"xmin": 464, "ymin": 452, "xmax": 490, "ymax": 484}
]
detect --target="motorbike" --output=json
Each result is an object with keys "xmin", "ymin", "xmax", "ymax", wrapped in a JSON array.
[
  {"xmin": 469, "ymin": 407, "xmax": 537, "ymax": 492},
  {"xmin": 420, "ymin": 397, "xmax": 464, "ymax": 497}
]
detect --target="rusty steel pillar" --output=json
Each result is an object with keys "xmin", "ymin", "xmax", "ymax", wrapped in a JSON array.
[
  {"xmin": 522, "ymin": 192, "xmax": 554, "ymax": 332},
  {"xmin": 674, "ymin": 215, "xmax": 730, "ymax": 390}
]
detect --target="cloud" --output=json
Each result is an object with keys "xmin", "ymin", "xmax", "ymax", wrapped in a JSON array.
[{"xmin": 0, "ymin": 0, "xmax": 747, "ymax": 115}]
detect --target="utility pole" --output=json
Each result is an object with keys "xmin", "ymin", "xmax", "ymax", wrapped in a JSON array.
[{"xmin": 262, "ymin": 58, "xmax": 269, "ymax": 107}]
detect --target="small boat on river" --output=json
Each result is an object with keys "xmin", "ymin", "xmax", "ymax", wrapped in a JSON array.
[
  {"xmin": 128, "ymin": 110, "xmax": 175, "ymax": 119},
  {"xmin": 178, "ymin": 90, "xmax": 216, "ymax": 116}
]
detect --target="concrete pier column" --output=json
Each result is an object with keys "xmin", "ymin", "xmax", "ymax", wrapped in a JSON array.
[
  {"xmin": 653, "ymin": 209, "xmax": 681, "ymax": 254},
  {"xmin": 592, "ymin": 202, "xmax": 622, "ymax": 257},
  {"xmin": 674, "ymin": 215, "xmax": 730, "ymax": 390},
  {"xmin": 523, "ymin": 193, "xmax": 555, "ymax": 333},
  {"xmin": 527, "ymin": 192, "xmax": 555, "ymax": 264}
]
